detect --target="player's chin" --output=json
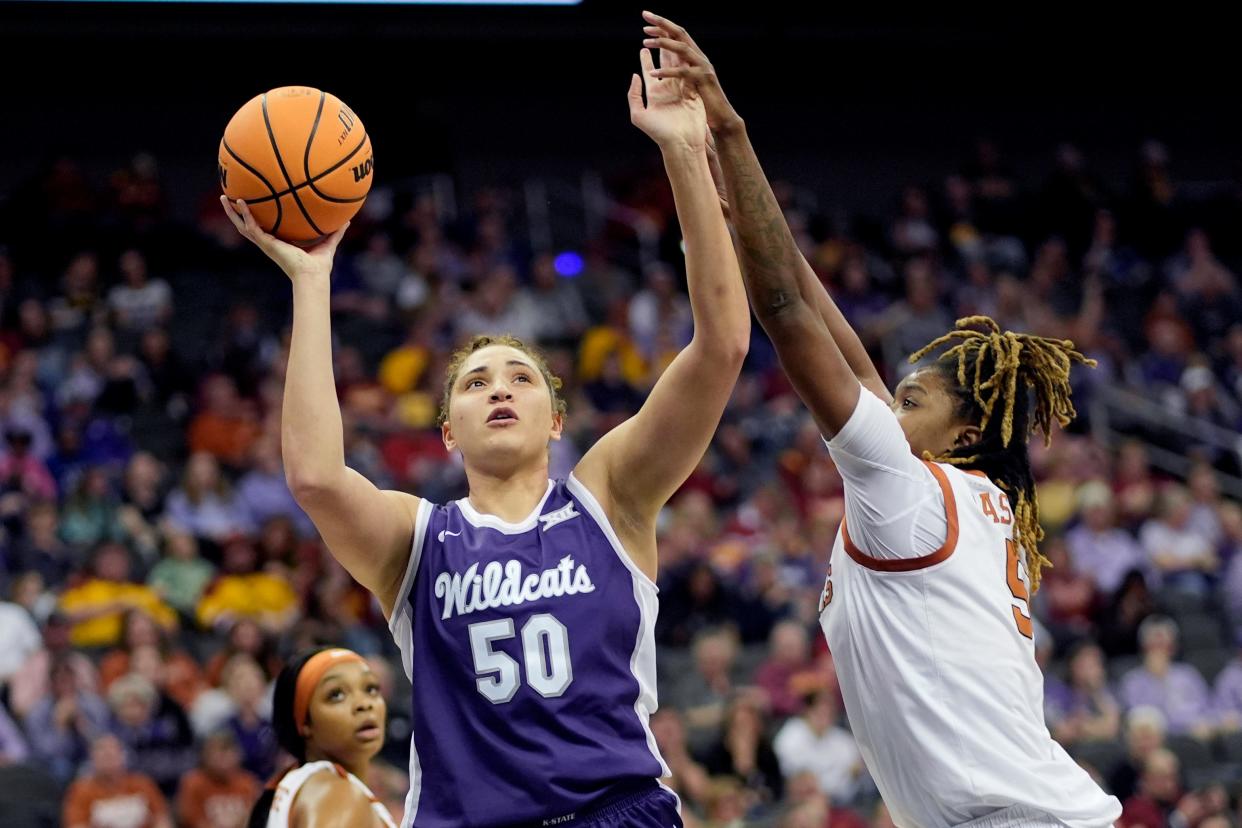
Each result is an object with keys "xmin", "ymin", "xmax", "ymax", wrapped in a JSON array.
[{"xmin": 354, "ymin": 725, "xmax": 384, "ymax": 746}]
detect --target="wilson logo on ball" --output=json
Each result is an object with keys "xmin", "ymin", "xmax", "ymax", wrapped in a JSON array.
[
  {"xmin": 338, "ymin": 106, "xmax": 356, "ymax": 145},
  {"xmin": 351, "ymin": 158, "xmax": 374, "ymax": 183},
  {"xmin": 218, "ymin": 164, "xmax": 228, "ymax": 189}
]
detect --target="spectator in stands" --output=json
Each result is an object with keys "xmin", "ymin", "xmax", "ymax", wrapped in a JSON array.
[
  {"xmin": 4, "ymin": 498, "xmax": 74, "ymax": 589},
  {"xmin": 0, "ymin": 583, "xmax": 42, "ymax": 690},
  {"xmin": 657, "ymin": 562, "xmax": 738, "ymax": 647},
  {"xmin": 528, "ymin": 251, "xmax": 589, "ymax": 346},
  {"xmin": 1120, "ymin": 617, "xmax": 1214, "ymax": 738},
  {"xmin": 1110, "ymin": 706, "xmax": 1169, "ymax": 802},
  {"xmin": 7, "ymin": 609, "xmax": 96, "ymax": 720},
  {"xmin": 754, "ymin": 620, "xmax": 813, "ymax": 719},
  {"xmin": 235, "ymin": 435, "xmax": 313, "ymax": 537},
  {"xmin": 1046, "ymin": 640, "xmax": 1121, "ymax": 748},
  {"xmin": 1113, "ymin": 441, "xmax": 1159, "ymax": 530},
  {"xmin": 48, "ymin": 252, "xmax": 103, "ymax": 343},
  {"xmin": 0, "ymin": 702, "xmax": 29, "ymax": 765},
  {"xmin": 146, "ymin": 527, "xmax": 216, "ymax": 624},
  {"xmin": 107, "ymin": 249, "xmax": 173, "ymax": 335},
  {"xmin": 1219, "ymin": 503, "xmax": 1242, "ymax": 639},
  {"xmin": 457, "ymin": 263, "xmax": 540, "ymax": 342},
  {"xmin": 62, "ymin": 732, "xmax": 171, "ymax": 828},
  {"xmin": 165, "ymin": 452, "xmax": 251, "ymax": 545},
  {"xmin": 1098, "ymin": 569, "xmax": 1157, "ymax": 659},
  {"xmin": 0, "ymin": 426, "xmax": 57, "ymax": 502},
  {"xmin": 628, "ymin": 262, "xmax": 691, "ymax": 360},
  {"xmin": 1036, "ymin": 534, "xmax": 1099, "ymax": 644},
  {"xmin": 25, "ymin": 653, "xmax": 110, "ymax": 782},
  {"xmin": 195, "ymin": 536, "xmax": 298, "ymax": 634},
  {"xmin": 773, "ymin": 689, "xmax": 863, "ymax": 805},
  {"xmin": 58, "ymin": 542, "xmax": 177, "ymax": 649},
  {"xmin": 137, "ymin": 327, "xmax": 193, "ymax": 415},
  {"xmin": 59, "ymin": 465, "xmax": 124, "ymax": 551},
  {"xmin": 203, "ymin": 618, "xmax": 281, "ymax": 688},
  {"xmin": 1141, "ymin": 485, "xmax": 1218, "ymax": 594},
  {"xmin": 1185, "ymin": 462, "xmax": 1225, "ymax": 547},
  {"xmin": 175, "ymin": 729, "xmax": 259, "ymax": 828},
  {"xmin": 99, "ymin": 609, "xmax": 205, "ymax": 711},
  {"xmin": 106, "ymin": 672, "xmax": 196, "ymax": 797},
  {"xmin": 187, "ymin": 377, "xmax": 260, "ymax": 469},
  {"xmin": 780, "ymin": 769, "xmax": 867, "ymax": 828},
  {"xmin": 1119, "ymin": 748, "xmax": 1194, "ymax": 828},
  {"xmin": 1066, "ymin": 480, "xmax": 1148, "ymax": 595},
  {"xmin": 668, "ymin": 627, "xmax": 739, "ymax": 753},
  {"xmin": 217, "ymin": 654, "xmax": 277, "ymax": 782},
  {"xmin": 650, "ymin": 707, "xmax": 710, "ymax": 813},
  {"xmin": 702, "ymin": 692, "xmax": 783, "ymax": 806}
]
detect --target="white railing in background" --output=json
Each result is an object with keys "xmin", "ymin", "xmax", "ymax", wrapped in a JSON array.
[{"xmin": 1090, "ymin": 383, "xmax": 1242, "ymax": 500}]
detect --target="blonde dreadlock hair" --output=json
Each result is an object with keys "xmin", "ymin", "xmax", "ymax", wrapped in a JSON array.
[{"xmin": 908, "ymin": 316, "xmax": 1096, "ymax": 592}]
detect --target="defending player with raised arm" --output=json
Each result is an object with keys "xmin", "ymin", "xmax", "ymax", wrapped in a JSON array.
[
  {"xmin": 219, "ymin": 37, "xmax": 749, "ymax": 828},
  {"xmin": 641, "ymin": 11, "xmax": 1121, "ymax": 827}
]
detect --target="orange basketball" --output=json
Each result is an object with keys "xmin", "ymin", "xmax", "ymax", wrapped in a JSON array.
[{"xmin": 218, "ymin": 86, "xmax": 373, "ymax": 243}]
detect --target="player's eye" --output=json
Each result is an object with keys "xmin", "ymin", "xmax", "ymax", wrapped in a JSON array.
[
  {"xmin": 327, "ymin": 688, "xmax": 345, "ymax": 702},
  {"xmin": 466, "ymin": 379, "xmax": 485, "ymax": 389},
  {"xmin": 515, "ymin": 374, "xmax": 532, "ymax": 383},
  {"xmin": 367, "ymin": 684, "xmax": 381, "ymax": 695},
  {"xmin": 901, "ymin": 397, "xmax": 916, "ymax": 409}
]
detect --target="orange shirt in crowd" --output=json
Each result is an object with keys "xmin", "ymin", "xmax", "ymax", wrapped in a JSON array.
[
  {"xmin": 176, "ymin": 767, "xmax": 261, "ymax": 828},
  {"xmin": 99, "ymin": 649, "xmax": 207, "ymax": 709},
  {"xmin": 63, "ymin": 772, "xmax": 169, "ymax": 828},
  {"xmin": 188, "ymin": 413, "xmax": 260, "ymax": 467}
]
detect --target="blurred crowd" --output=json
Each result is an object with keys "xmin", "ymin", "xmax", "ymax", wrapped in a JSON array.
[{"xmin": 2, "ymin": 135, "xmax": 1242, "ymax": 828}]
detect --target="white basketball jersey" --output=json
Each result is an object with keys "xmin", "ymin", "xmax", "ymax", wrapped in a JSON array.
[
  {"xmin": 266, "ymin": 761, "xmax": 397, "ymax": 828},
  {"xmin": 818, "ymin": 461, "xmax": 1121, "ymax": 827}
]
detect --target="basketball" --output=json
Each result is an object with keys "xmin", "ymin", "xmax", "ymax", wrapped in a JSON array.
[{"xmin": 218, "ymin": 86, "xmax": 373, "ymax": 243}]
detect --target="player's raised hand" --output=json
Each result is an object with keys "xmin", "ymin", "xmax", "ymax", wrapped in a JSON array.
[
  {"xmin": 220, "ymin": 196, "xmax": 348, "ymax": 281},
  {"xmin": 641, "ymin": 11, "xmax": 743, "ymax": 134},
  {"xmin": 628, "ymin": 41, "xmax": 707, "ymax": 151}
]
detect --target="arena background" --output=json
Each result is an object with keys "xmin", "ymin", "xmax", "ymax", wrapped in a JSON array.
[{"xmin": 1, "ymin": 3, "xmax": 1242, "ymax": 826}]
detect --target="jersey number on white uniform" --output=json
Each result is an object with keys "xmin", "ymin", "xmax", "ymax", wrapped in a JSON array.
[
  {"xmin": 1006, "ymin": 539, "xmax": 1034, "ymax": 639},
  {"xmin": 467, "ymin": 613, "xmax": 574, "ymax": 703}
]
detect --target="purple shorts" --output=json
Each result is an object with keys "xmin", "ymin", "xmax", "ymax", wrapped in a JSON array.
[{"xmin": 517, "ymin": 782, "xmax": 682, "ymax": 828}]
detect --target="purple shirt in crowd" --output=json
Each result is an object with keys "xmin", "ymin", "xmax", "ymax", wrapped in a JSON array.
[
  {"xmin": 1212, "ymin": 660, "xmax": 1242, "ymax": 725},
  {"xmin": 1119, "ymin": 663, "xmax": 1213, "ymax": 734},
  {"xmin": 1065, "ymin": 525, "xmax": 1147, "ymax": 595}
]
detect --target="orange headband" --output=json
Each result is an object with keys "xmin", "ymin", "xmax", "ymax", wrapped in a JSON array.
[{"xmin": 293, "ymin": 649, "xmax": 367, "ymax": 730}]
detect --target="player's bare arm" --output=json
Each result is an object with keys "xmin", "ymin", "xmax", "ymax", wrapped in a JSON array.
[
  {"xmin": 290, "ymin": 771, "xmax": 381, "ymax": 828},
  {"xmin": 221, "ymin": 197, "xmax": 421, "ymax": 617},
  {"xmin": 574, "ymin": 44, "xmax": 749, "ymax": 579},
  {"xmin": 643, "ymin": 12, "xmax": 892, "ymax": 413}
]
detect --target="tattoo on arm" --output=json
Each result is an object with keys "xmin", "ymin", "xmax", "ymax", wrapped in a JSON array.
[{"xmin": 719, "ymin": 136, "xmax": 806, "ymax": 318}]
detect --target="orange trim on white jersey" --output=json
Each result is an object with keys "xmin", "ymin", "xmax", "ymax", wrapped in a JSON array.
[{"xmin": 841, "ymin": 461, "xmax": 959, "ymax": 572}]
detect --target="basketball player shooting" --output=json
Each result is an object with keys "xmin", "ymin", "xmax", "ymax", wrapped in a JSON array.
[
  {"xmin": 219, "ymin": 38, "xmax": 749, "ymax": 828},
  {"xmin": 639, "ymin": 11, "xmax": 1122, "ymax": 827}
]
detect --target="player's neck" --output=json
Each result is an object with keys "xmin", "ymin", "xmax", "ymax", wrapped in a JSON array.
[
  {"xmin": 305, "ymin": 747, "xmax": 367, "ymax": 782},
  {"xmin": 465, "ymin": 462, "xmax": 551, "ymax": 523}
]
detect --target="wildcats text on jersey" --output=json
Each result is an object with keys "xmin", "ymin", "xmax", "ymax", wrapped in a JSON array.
[{"xmin": 433, "ymin": 555, "xmax": 596, "ymax": 620}]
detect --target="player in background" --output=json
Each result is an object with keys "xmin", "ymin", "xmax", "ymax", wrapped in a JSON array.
[
  {"xmin": 221, "ymin": 38, "xmax": 749, "ymax": 828},
  {"xmin": 639, "ymin": 11, "xmax": 1122, "ymax": 827},
  {"xmin": 248, "ymin": 648, "xmax": 395, "ymax": 828}
]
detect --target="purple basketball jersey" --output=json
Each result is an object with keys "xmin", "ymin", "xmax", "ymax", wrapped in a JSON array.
[{"xmin": 387, "ymin": 476, "xmax": 671, "ymax": 827}]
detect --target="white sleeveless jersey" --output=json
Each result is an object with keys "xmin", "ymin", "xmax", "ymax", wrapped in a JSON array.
[
  {"xmin": 266, "ymin": 761, "xmax": 397, "ymax": 828},
  {"xmin": 818, "ymin": 461, "xmax": 1121, "ymax": 827}
]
